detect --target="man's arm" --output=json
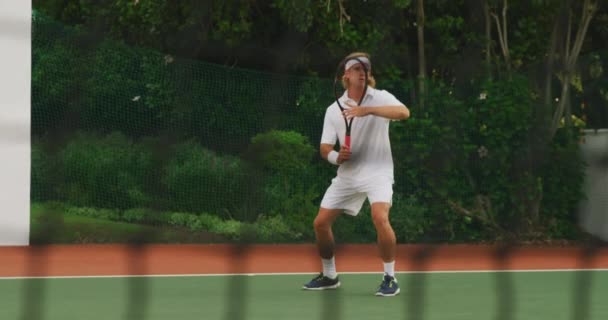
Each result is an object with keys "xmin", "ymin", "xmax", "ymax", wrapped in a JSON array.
[
  {"xmin": 342, "ymin": 103, "xmax": 410, "ymax": 120},
  {"xmin": 365, "ymin": 105, "xmax": 410, "ymax": 120},
  {"xmin": 321, "ymin": 143, "xmax": 351, "ymax": 165},
  {"xmin": 320, "ymin": 143, "xmax": 335, "ymax": 160}
]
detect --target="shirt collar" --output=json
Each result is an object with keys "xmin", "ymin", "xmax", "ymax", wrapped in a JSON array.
[{"xmin": 341, "ymin": 86, "xmax": 376, "ymax": 102}]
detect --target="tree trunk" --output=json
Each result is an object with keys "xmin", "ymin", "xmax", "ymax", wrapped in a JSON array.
[
  {"xmin": 417, "ymin": 0, "xmax": 426, "ymax": 109},
  {"xmin": 549, "ymin": 0, "xmax": 597, "ymax": 139},
  {"xmin": 491, "ymin": 0, "xmax": 511, "ymax": 77},
  {"xmin": 518, "ymin": 0, "xmax": 598, "ymax": 237},
  {"xmin": 484, "ymin": 0, "xmax": 492, "ymax": 79}
]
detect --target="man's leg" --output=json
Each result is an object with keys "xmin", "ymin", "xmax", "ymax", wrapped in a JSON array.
[
  {"xmin": 302, "ymin": 207, "xmax": 342, "ymax": 290},
  {"xmin": 371, "ymin": 202, "xmax": 400, "ymax": 296},
  {"xmin": 371, "ymin": 202, "xmax": 396, "ymax": 264},
  {"xmin": 314, "ymin": 207, "xmax": 342, "ymax": 260}
]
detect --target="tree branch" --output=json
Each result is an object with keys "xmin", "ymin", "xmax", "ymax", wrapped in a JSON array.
[
  {"xmin": 337, "ymin": 0, "xmax": 351, "ymax": 35},
  {"xmin": 447, "ymin": 198, "xmax": 500, "ymax": 230},
  {"xmin": 549, "ymin": 0, "xmax": 598, "ymax": 138},
  {"xmin": 484, "ymin": 0, "xmax": 492, "ymax": 79},
  {"xmin": 491, "ymin": 6, "xmax": 510, "ymax": 74},
  {"xmin": 502, "ymin": 0, "xmax": 508, "ymax": 59}
]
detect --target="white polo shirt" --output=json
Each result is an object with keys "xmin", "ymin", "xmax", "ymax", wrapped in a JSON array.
[{"xmin": 320, "ymin": 87, "xmax": 406, "ymax": 184}]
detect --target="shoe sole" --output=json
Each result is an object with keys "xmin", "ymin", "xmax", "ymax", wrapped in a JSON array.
[
  {"xmin": 375, "ymin": 288, "xmax": 400, "ymax": 297},
  {"xmin": 302, "ymin": 282, "xmax": 341, "ymax": 290}
]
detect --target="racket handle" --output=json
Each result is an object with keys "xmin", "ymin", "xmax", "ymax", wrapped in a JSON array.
[{"xmin": 345, "ymin": 135, "xmax": 350, "ymax": 148}]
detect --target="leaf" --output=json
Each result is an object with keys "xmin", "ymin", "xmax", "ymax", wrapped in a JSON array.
[{"xmin": 393, "ymin": 0, "xmax": 412, "ymax": 9}]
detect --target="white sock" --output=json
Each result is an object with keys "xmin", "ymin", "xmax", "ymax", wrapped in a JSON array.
[
  {"xmin": 322, "ymin": 257, "xmax": 337, "ymax": 279},
  {"xmin": 384, "ymin": 261, "xmax": 395, "ymax": 278}
]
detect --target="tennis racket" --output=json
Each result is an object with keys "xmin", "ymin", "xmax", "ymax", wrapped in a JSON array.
[{"xmin": 333, "ymin": 57, "xmax": 369, "ymax": 148}]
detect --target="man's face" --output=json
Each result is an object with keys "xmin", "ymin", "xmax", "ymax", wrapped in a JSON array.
[{"xmin": 345, "ymin": 63, "xmax": 369, "ymax": 88}]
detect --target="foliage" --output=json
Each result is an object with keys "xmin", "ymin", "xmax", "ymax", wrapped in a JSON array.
[
  {"xmin": 57, "ymin": 132, "xmax": 153, "ymax": 209},
  {"xmin": 28, "ymin": 3, "xmax": 606, "ymax": 243},
  {"xmin": 163, "ymin": 140, "xmax": 259, "ymax": 220},
  {"xmin": 539, "ymin": 127, "xmax": 587, "ymax": 238},
  {"xmin": 82, "ymin": 41, "xmax": 176, "ymax": 136},
  {"xmin": 245, "ymin": 130, "xmax": 322, "ymax": 238},
  {"xmin": 31, "ymin": 25, "xmax": 79, "ymax": 135},
  {"xmin": 390, "ymin": 75, "xmax": 585, "ymax": 240},
  {"xmin": 31, "ymin": 142, "xmax": 55, "ymax": 201},
  {"xmin": 245, "ymin": 130, "xmax": 315, "ymax": 173},
  {"xmin": 389, "ymin": 194, "xmax": 433, "ymax": 243},
  {"xmin": 575, "ymin": 51, "xmax": 608, "ymax": 128},
  {"xmin": 331, "ymin": 206, "xmax": 376, "ymax": 243},
  {"xmin": 30, "ymin": 202, "xmax": 224, "ymax": 244}
]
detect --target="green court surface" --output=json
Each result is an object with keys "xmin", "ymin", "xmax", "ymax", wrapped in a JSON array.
[{"xmin": 1, "ymin": 271, "xmax": 607, "ymax": 320}]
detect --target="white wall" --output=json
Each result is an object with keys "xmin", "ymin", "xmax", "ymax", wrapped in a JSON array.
[
  {"xmin": 578, "ymin": 129, "xmax": 608, "ymax": 242},
  {"xmin": 0, "ymin": 0, "xmax": 31, "ymax": 245}
]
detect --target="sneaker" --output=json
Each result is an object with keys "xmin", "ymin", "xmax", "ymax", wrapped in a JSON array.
[
  {"xmin": 375, "ymin": 274, "xmax": 400, "ymax": 297},
  {"xmin": 302, "ymin": 273, "xmax": 341, "ymax": 290}
]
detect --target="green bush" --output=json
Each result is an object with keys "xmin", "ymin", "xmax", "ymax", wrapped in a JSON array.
[
  {"xmin": 540, "ymin": 128, "xmax": 586, "ymax": 238},
  {"xmin": 167, "ymin": 212, "xmax": 196, "ymax": 228},
  {"xmin": 31, "ymin": 35, "xmax": 80, "ymax": 135},
  {"xmin": 31, "ymin": 142, "xmax": 55, "ymax": 201},
  {"xmin": 245, "ymin": 130, "xmax": 316, "ymax": 173},
  {"xmin": 82, "ymin": 41, "xmax": 175, "ymax": 136},
  {"xmin": 186, "ymin": 66, "xmax": 270, "ymax": 153},
  {"xmin": 330, "ymin": 194, "xmax": 432, "ymax": 244},
  {"xmin": 122, "ymin": 208, "xmax": 169, "ymax": 225},
  {"xmin": 389, "ymin": 194, "xmax": 432, "ymax": 243},
  {"xmin": 331, "ymin": 206, "xmax": 377, "ymax": 243},
  {"xmin": 255, "ymin": 215, "xmax": 300, "ymax": 242},
  {"xmin": 390, "ymin": 76, "xmax": 577, "ymax": 241},
  {"xmin": 58, "ymin": 131, "xmax": 153, "ymax": 209},
  {"xmin": 245, "ymin": 130, "xmax": 321, "ymax": 238},
  {"xmin": 209, "ymin": 220, "xmax": 248, "ymax": 240},
  {"xmin": 64, "ymin": 206, "xmax": 122, "ymax": 221},
  {"xmin": 163, "ymin": 141, "xmax": 257, "ymax": 220}
]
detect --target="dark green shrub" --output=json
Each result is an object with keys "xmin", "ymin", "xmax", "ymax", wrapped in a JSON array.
[
  {"xmin": 389, "ymin": 194, "xmax": 432, "ymax": 243},
  {"xmin": 331, "ymin": 206, "xmax": 376, "ymax": 243},
  {"xmin": 58, "ymin": 131, "xmax": 153, "ymax": 209},
  {"xmin": 540, "ymin": 127, "xmax": 586, "ymax": 238},
  {"xmin": 255, "ymin": 214, "xmax": 300, "ymax": 242},
  {"xmin": 167, "ymin": 212, "xmax": 197, "ymax": 228},
  {"xmin": 163, "ymin": 140, "xmax": 255, "ymax": 220},
  {"xmin": 245, "ymin": 130, "xmax": 320, "ymax": 237},
  {"xmin": 209, "ymin": 220, "xmax": 248, "ymax": 240},
  {"xmin": 389, "ymin": 76, "xmax": 581, "ymax": 241},
  {"xmin": 122, "ymin": 208, "xmax": 167, "ymax": 225},
  {"xmin": 82, "ymin": 41, "xmax": 175, "ymax": 136},
  {"xmin": 31, "ymin": 41, "xmax": 78, "ymax": 135},
  {"xmin": 31, "ymin": 143, "xmax": 55, "ymax": 201},
  {"xmin": 64, "ymin": 206, "xmax": 122, "ymax": 220},
  {"xmin": 245, "ymin": 130, "xmax": 315, "ymax": 173}
]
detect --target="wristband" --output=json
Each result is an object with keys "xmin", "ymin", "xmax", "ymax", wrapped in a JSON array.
[{"xmin": 327, "ymin": 150, "xmax": 339, "ymax": 165}]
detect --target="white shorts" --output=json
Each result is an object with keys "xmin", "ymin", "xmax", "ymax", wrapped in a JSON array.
[{"xmin": 320, "ymin": 176, "xmax": 393, "ymax": 216}]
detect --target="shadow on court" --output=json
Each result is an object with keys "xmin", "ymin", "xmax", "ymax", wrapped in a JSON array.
[
  {"xmin": 20, "ymin": 203, "xmax": 64, "ymax": 320},
  {"xmin": 403, "ymin": 245, "xmax": 438, "ymax": 320},
  {"xmin": 124, "ymin": 233, "xmax": 152, "ymax": 320},
  {"xmin": 493, "ymin": 244, "xmax": 515, "ymax": 320},
  {"xmin": 572, "ymin": 242, "xmax": 606, "ymax": 320}
]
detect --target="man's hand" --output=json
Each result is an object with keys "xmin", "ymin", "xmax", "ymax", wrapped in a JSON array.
[
  {"xmin": 342, "ymin": 101, "xmax": 369, "ymax": 120},
  {"xmin": 337, "ymin": 145, "xmax": 351, "ymax": 164}
]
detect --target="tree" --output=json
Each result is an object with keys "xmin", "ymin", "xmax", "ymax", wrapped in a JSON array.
[{"xmin": 416, "ymin": 0, "xmax": 427, "ymax": 108}]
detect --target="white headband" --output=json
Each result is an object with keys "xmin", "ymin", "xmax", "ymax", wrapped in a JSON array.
[{"xmin": 344, "ymin": 57, "xmax": 371, "ymax": 71}]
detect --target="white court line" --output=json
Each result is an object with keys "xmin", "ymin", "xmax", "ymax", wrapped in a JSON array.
[{"xmin": 1, "ymin": 268, "xmax": 608, "ymax": 280}]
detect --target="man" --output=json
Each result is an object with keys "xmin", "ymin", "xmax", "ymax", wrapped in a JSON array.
[{"xmin": 302, "ymin": 52, "xmax": 410, "ymax": 297}]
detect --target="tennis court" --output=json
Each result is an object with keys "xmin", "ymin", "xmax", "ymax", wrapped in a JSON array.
[{"xmin": 2, "ymin": 244, "xmax": 608, "ymax": 320}]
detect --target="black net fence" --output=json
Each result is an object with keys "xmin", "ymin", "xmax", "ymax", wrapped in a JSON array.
[{"xmin": 4, "ymin": 9, "xmax": 605, "ymax": 320}]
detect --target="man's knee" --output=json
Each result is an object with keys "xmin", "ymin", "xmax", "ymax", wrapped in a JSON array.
[
  {"xmin": 371, "ymin": 203, "xmax": 391, "ymax": 226},
  {"xmin": 314, "ymin": 208, "xmax": 339, "ymax": 231}
]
